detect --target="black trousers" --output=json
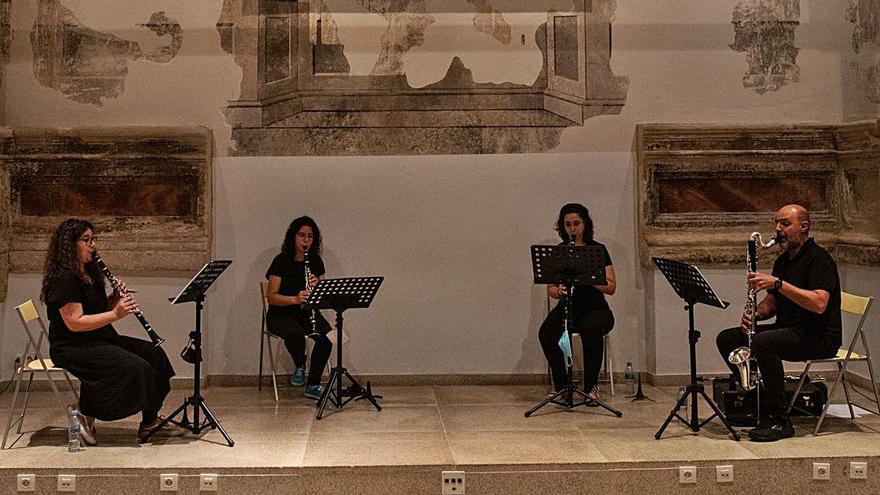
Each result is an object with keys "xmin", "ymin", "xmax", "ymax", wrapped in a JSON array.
[
  {"xmin": 539, "ymin": 304, "xmax": 614, "ymax": 392},
  {"xmin": 265, "ymin": 309, "xmax": 332, "ymax": 386},
  {"xmin": 50, "ymin": 333, "xmax": 175, "ymax": 422},
  {"xmin": 716, "ymin": 324, "xmax": 838, "ymax": 417}
]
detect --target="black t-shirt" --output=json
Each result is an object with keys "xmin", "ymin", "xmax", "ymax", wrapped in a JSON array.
[
  {"xmin": 770, "ymin": 238, "xmax": 841, "ymax": 342},
  {"xmin": 265, "ymin": 252, "xmax": 326, "ymax": 316},
  {"xmin": 566, "ymin": 240, "xmax": 613, "ymax": 314},
  {"xmin": 45, "ymin": 270, "xmax": 116, "ymax": 345}
]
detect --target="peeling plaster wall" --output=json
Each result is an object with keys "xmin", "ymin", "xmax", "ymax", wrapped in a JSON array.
[{"xmin": 3, "ymin": 0, "xmax": 876, "ymax": 381}]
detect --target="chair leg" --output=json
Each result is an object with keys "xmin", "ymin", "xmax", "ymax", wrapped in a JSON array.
[
  {"xmin": 604, "ymin": 335, "xmax": 614, "ymax": 395},
  {"xmin": 2, "ymin": 369, "xmax": 27, "ymax": 449},
  {"xmin": 266, "ymin": 332, "xmax": 279, "ymax": 402},
  {"xmin": 865, "ymin": 355, "xmax": 880, "ymax": 416},
  {"xmin": 814, "ymin": 363, "xmax": 845, "ymax": 435},
  {"xmin": 18, "ymin": 375, "xmax": 37, "ymax": 435},
  {"xmin": 258, "ymin": 315, "xmax": 266, "ymax": 391},
  {"xmin": 838, "ymin": 363, "xmax": 856, "ymax": 420},
  {"xmin": 786, "ymin": 363, "xmax": 812, "ymax": 416}
]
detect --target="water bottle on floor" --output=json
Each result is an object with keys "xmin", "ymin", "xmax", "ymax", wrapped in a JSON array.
[
  {"xmin": 68, "ymin": 407, "xmax": 81, "ymax": 452},
  {"xmin": 624, "ymin": 362, "xmax": 636, "ymax": 395}
]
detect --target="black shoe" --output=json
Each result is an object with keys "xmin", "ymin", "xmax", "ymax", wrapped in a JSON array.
[{"xmin": 749, "ymin": 417, "xmax": 794, "ymax": 442}]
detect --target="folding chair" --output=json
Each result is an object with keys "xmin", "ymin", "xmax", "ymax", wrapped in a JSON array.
[
  {"xmin": 258, "ymin": 282, "xmax": 315, "ymax": 401},
  {"xmin": 3, "ymin": 300, "xmax": 79, "ymax": 449},
  {"xmin": 258, "ymin": 282, "xmax": 281, "ymax": 402},
  {"xmin": 786, "ymin": 291, "xmax": 879, "ymax": 434},
  {"xmin": 546, "ymin": 296, "xmax": 614, "ymax": 395}
]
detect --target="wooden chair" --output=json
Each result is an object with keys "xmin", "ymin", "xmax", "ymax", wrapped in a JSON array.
[
  {"xmin": 3, "ymin": 300, "xmax": 79, "ymax": 449},
  {"xmin": 786, "ymin": 291, "xmax": 879, "ymax": 435}
]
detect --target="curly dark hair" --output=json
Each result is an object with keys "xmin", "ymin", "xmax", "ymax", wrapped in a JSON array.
[
  {"xmin": 40, "ymin": 218, "xmax": 104, "ymax": 301},
  {"xmin": 281, "ymin": 216, "xmax": 322, "ymax": 258},
  {"xmin": 555, "ymin": 203, "xmax": 594, "ymax": 243}
]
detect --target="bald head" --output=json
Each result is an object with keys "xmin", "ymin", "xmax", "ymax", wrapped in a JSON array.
[
  {"xmin": 779, "ymin": 204, "xmax": 810, "ymax": 224},
  {"xmin": 775, "ymin": 204, "xmax": 811, "ymax": 254}
]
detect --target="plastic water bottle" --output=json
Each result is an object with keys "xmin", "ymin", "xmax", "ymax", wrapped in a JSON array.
[
  {"xmin": 624, "ymin": 362, "xmax": 636, "ymax": 395},
  {"xmin": 68, "ymin": 408, "xmax": 81, "ymax": 452}
]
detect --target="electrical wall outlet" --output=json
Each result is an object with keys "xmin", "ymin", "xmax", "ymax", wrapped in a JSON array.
[
  {"xmin": 199, "ymin": 473, "xmax": 218, "ymax": 492},
  {"xmin": 57, "ymin": 474, "xmax": 75, "ymax": 492},
  {"xmin": 813, "ymin": 462, "xmax": 831, "ymax": 480},
  {"xmin": 160, "ymin": 474, "xmax": 179, "ymax": 491},
  {"xmin": 16, "ymin": 474, "xmax": 36, "ymax": 492},
  {"xmin": 441, "ymin": 471, "xmax": 465, "ymax": 494},
  {"xmin": 716, "ymin": 465, "xmax": 734, "ymax": 483},
  {"xmin": 850, "ymin": 461, "xmax": 868, "ymax": 480},
  {"xmin": 679, "ymin": 466, "xmax": 697, "ymax": 484}
]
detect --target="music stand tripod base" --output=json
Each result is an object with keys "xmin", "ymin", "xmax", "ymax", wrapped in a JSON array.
[
  {"xmin": 140, "ymin": 260, "xmax": 234, "ymax": 446},
  {"xmin": 651, "ymin": 257, "xmax": 739, "ymax": 441},
  {"xmin": 306, "ymin": 277, "xmax": 384, "ymax": 420}
]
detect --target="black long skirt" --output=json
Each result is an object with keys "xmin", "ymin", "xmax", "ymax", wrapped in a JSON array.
[{"xmin": 50, "ymin": 333, "xmax": 175, "ymax": 421}]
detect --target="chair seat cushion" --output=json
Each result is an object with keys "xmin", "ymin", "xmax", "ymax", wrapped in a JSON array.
[{"xmin": 23, "ymin": 358, "xmax": 60, "ymax": 371}]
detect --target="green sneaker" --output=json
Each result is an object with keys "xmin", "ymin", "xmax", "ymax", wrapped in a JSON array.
[
  {"xmin": 290, "ymin": 367, "xmax": 306, "ymax": 387},
  {"xmin": 304, "ymin": 384, "xmax": 324, "ymax": 400}
]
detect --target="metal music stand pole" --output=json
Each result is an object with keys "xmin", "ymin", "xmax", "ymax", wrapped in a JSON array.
[
  {"xmin": 308, "ymin": 277, "xmax": 384, "ymax": 420},
  {"xmin": 524, "ymin": 245, "xmax": 623, "ymax": 418},
  {"xmin": 140, "ymin": 260, "xmax": 234, "ymax": 446},
  {"xmin": 652, "ymin": 257, "xmax": 739, "ymax": 441}
]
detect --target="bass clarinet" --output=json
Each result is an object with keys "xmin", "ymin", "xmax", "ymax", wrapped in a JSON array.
[
  {"xmin": 93, "ymin": 253, "xmax": 165, "ymax": 347},
  {"xmin": 728, "ymin": 232, "xmax": 778, "ymax": 390}
]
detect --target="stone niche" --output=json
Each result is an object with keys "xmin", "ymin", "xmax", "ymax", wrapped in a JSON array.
[
  {"xmin": 637, "ymin": 120, "xmax": 880, "ymax": 267},
  {"xmin": 0, "ymin": 127, "xmax": 213, "ymax": 302}
]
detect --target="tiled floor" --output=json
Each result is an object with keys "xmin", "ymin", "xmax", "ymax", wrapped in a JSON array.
[{"xmin": 1, "ymin": 382, "xmax": 878, "ymax": 469}]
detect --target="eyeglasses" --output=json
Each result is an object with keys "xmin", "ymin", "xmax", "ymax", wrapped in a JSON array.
[{"xmin": 78, "ymin": 237, "xmax": 98, "ymax": 246}]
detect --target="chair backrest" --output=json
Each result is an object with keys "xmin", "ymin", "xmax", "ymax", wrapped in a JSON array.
[
  {"xmin": 13, "ymin": 299, "xmax": 50, "ymax": 366},
  {"xmin": 841, "ymin": 291, "xmax": 872, "ymax": 317},
  {"xmin": 16, "ymin": 300, "xmax": 40, "ymax": 324},
  {"xmin": 840, "ymin": 291, "xmax": 873, "ymax": 355}
]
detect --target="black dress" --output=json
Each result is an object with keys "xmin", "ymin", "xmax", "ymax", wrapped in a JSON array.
[{"xmin": 45, "ymin": 269, "xmax": 175, "ymax": 421}]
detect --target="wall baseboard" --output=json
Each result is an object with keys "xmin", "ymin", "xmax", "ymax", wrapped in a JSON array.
[{"xmin": 3, "ymin": 370, "xmax": 876, "ymax": 393}]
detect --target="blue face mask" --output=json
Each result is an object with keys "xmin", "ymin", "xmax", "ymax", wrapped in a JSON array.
[{"xmin": 558, "ymin": 331, "xmax": 573, "ymax": 368}]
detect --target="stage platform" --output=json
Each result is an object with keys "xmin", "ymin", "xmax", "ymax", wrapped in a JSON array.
[{"xmin": 1, "ymin": 382, "xmax": 878, "ymax": 494}]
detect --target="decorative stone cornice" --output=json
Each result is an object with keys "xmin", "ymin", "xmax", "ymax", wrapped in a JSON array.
[
  {"xmin": 0, "ymin": 126, "xmax": 213, "ymax": 302},
  {"xmin": 637, "ymin": 120, "xmax": 880, "ymax": 267}
]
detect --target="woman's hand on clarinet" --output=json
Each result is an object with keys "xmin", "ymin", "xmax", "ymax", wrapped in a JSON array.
[
  {"xmin": 307, "ymin": 273, "xmax": 319, "ymax": 290},
  {"xmin": 297, "ymin": 289, "xmax": 311, "ymax": 305},
  {"xmin": 112, "ymin": 293, "xmax": 138, "ymax": 318}
]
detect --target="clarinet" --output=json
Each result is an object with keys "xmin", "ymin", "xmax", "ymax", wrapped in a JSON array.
[
  {"xmin": 303, "ymin": 250, "xmax": 317, "ymax": 334},
  {"xmin": 92, "ymin": 253, "xmax": 165, "ymax": 347}
]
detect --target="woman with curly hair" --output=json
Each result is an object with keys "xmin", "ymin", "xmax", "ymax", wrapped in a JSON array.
[
  {"xmin": 265, "ymin": 216, "xmax": 332, "ymax": 400},
  {"xmin": 41, "ymin": 218, "xmax": 184, "ymax": 444},
  {"xmin": 538, "ymin": 203, "xmax": 617, "ymax": 403}
]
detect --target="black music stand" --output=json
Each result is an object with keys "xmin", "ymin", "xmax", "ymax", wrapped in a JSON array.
[
  {"xmin": 308, "ymin": 277, "xmax": 384, "ymax": 420},
  {"xmin": 524, "ymin": 245, "xmax": 623, "ymax": 418},
  {"xmin": 652, "ymin": 257, "xmax": 739, "ymax": 441},
  {"xmin": 140, "ymin": 260, "xmax": 234, "ymax": 446}
]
